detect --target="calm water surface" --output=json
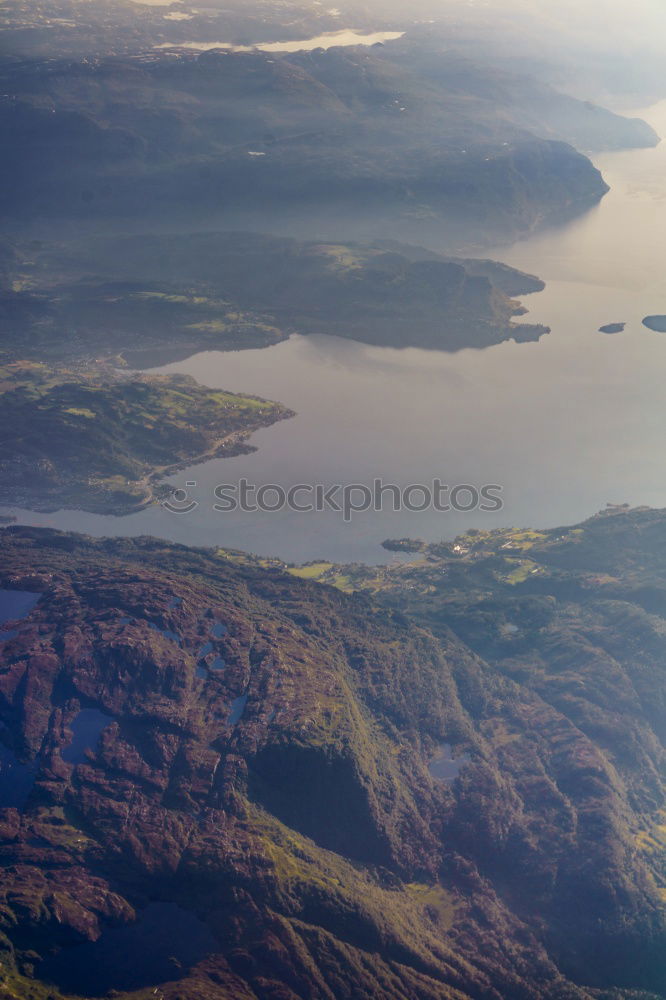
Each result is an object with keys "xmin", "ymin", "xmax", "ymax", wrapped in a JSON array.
[
  {"xmin": 155, "ymin": 30, "xmax": 405, "ymax": 52},
  {"xmin": 6, "ymin": 101, "xmax": 666, "ymax": 564}
]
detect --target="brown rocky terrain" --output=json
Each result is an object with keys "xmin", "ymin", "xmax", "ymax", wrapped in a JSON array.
[{"xmin": 0, "ymin": 514, "xmax": 663, "ymax": 999}]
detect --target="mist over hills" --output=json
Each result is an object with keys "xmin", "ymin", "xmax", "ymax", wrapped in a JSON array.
[
  {"xmin": 0, "ymin": 27, "xmax": 656, "ymax": 247},
  {"xmin": 5, "ymin": 0, "xmax": 666, "ymax": 105}
]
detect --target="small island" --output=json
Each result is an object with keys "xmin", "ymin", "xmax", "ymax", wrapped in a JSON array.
[
  {"xmin": 599, "ymin": 322, "xmax": 625, "ymax": 334},
  {"xmin": 0, "ymin": 361, "xmax": 293, "ymax": 514},
  {"xmin": 381, "ymin": 538, "xmax": 426, "ymax": 553},
  {"xmin": 642, "ymin": 315, "xmax": 666, "ymax": 332}
]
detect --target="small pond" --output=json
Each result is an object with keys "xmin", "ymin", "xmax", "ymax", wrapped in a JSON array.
[
  {"xmin": 39, "ymin": 901, "xmax": 217, "ymax": 995},
  {"xmin": 0, "ymin": 589, "xmax": 41, "ymax": 641},
  {"xmin": 428, "ymin": 744, "xmax": 471, "ymax": 782},
  {"xmin": 227, "ymin": 695, "xmax": 248, "ymax": 726},
  {"xmin": 62, "ymin": 709, "xmax": 114, "ymax": 765},
  {"xmin": 0, "ymin": 743, "xmax": 38, "ymax": 808}
]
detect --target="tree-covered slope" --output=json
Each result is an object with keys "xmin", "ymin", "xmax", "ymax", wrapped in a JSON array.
[
  {"xmin": 0, "ymin": 362, "xmax": 291, "ymax": 513},
  {"xmin": 1, "ymin": 232, "xmax": 547, "ymax": 363}
]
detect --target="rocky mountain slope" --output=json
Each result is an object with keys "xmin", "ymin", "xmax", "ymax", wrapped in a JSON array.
[{"xmin": 0, "ymin": 509, "xmax": 663, "ymax": 999}]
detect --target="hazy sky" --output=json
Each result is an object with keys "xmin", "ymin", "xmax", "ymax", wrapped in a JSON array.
[{"xmin": 369, "ymin": 0, "xmax": 666, "ymax": 50}]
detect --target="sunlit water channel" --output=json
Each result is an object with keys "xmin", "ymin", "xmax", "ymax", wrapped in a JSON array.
[{"xmin": 6, "ymin": 101, "xmax": 666, "ymax": 564}]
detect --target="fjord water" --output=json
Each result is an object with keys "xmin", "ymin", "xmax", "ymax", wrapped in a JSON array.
[
  {"xmin": 7, "ymin": 100, "xmax": 666, "ymax": 564},
  {"xmin": 154, "ymin": 30, "xmax": 405, "ymax": 52}
]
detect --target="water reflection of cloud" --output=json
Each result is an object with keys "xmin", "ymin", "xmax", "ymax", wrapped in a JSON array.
[{"xmin": 296, "ymin": 334, "xmax": 472, "ymax": 389}]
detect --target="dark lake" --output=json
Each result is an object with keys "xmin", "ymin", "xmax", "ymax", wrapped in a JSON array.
[
  {"xmin": 62, "ymin": 708, "xmax": 114, "ymax": 765},
  {"xmin": 0, "ymin": 589, "xmax": 40, "ymax": 630},
  {"xmin": 0, "ymin": 743, "xmax": 37, "ymax": 808},
  {"xmin": 39, "ymin": 901, "xmax": 217, "ymax": 995}
]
